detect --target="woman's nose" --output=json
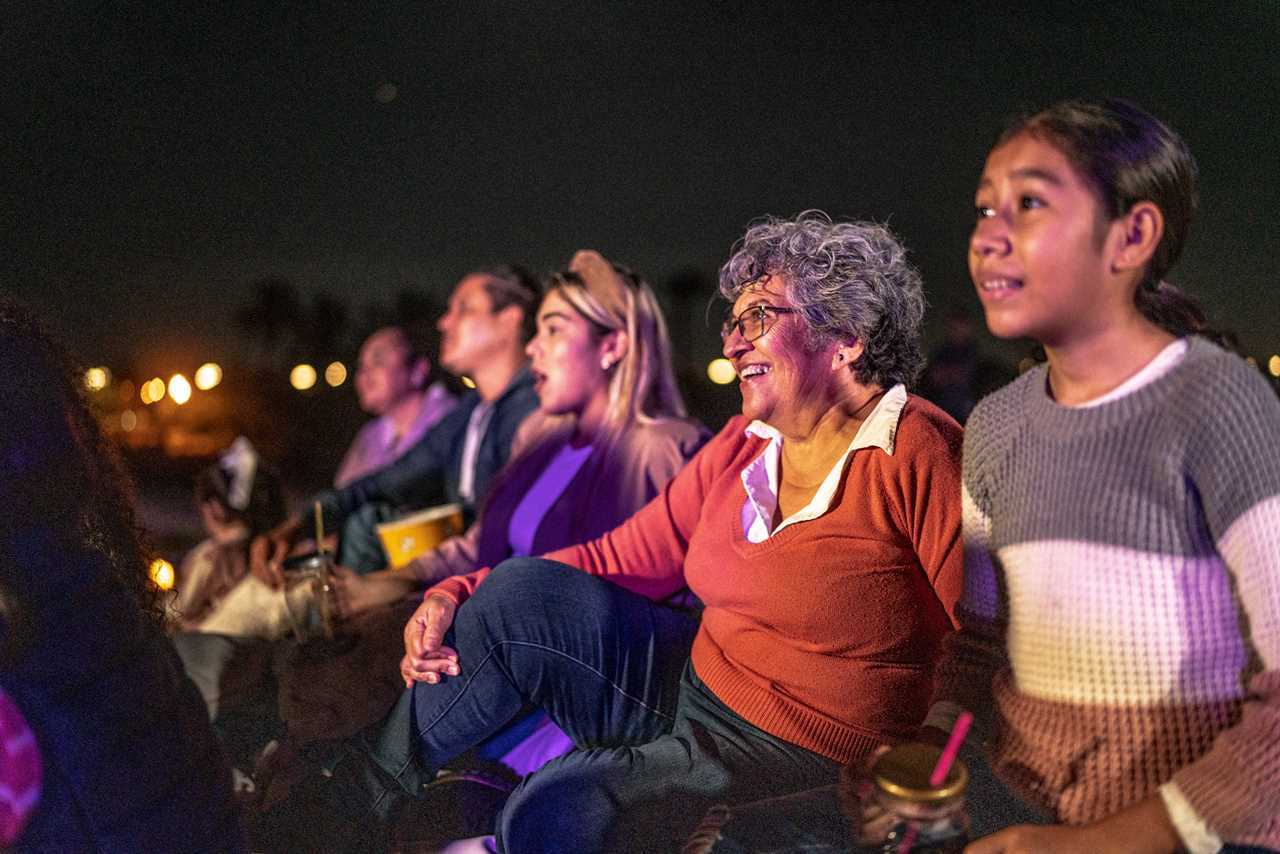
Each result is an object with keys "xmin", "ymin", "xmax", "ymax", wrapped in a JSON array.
[{"xmin": 721, "ymin": 327, "xmax": 749, "ymax": 359}]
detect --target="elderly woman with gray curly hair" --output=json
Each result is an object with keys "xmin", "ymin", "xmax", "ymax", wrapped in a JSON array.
[{"xmin": 355, "ymin": 213, "xmax": 965, "ymax": 852}]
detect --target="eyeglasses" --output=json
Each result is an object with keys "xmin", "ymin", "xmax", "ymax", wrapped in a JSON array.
[{"xmin": 720, "ymin": 304, "xmax": 800, "ymax": 342}]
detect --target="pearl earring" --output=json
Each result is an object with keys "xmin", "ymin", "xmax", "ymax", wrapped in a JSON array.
[{"xmin": 601, "ymin": 357, "xmax": 612, "ymax": 371}]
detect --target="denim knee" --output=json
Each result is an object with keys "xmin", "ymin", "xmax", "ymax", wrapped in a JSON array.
[{"xmin": 465, "ymin": 557, "xmax": 583, "ymax": 614}]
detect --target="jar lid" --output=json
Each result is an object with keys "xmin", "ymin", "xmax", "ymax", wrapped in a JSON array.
[{"xmin": 872, "ymin": 742, "xmax": 968, "ymax": 802}]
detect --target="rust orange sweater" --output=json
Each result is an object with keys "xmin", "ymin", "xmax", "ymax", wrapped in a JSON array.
[{"xmin": 429, "ymin": 399, "xmax": 964, "ymax": 763}]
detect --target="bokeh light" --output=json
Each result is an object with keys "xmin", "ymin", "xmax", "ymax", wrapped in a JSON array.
[
  {"xmin": 706, "ymin": 358, "xmax": 736, "ymax": 385},
  {"xmin": 120, "ymin": 409, "xmax": 138, "ymax": 432},
  {"xmin": 149, "ymin": 558, "xmax": 175, "ymax": 591},
  {"xmin": 84, "ymin": 366, "xmax": 110, "ymax": 391},
  {"xmin": 460, "ymin": 376, "xmax": 477, "ymax": 389},
  {"xmin": 141, "ymin": 377, "xmax": 166, "ymax": 405},
  {"xmin": 1269, "ymin": 355, "xmax": 1280, "ymax": 378},
  {"xmin": 325, "ymin": 361, "xmax": 348, "ymax": 387},
  {"xmin": 168, "ymin": 374, "xmax": 192, "ymax": 405},
  {"xmin": 194, "ymin": 362, "xmax": 223, "ymax": 390},
  {"xmin": 290, "ymin": 363, "xmax": 318, "ymax": 391}
]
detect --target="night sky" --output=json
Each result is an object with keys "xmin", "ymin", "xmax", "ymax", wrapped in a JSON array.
[{"xmin": 7, "ymin": 2, "xmax": 1279, "ymax": 376}]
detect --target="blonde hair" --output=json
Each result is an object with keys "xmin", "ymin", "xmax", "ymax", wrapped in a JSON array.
[{"xmin": 543, "ymin": 255, "xmax": 685, "ymax": 446}]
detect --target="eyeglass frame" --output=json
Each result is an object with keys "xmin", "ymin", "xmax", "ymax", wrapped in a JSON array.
[{"xmin": 720, "ymin": 304, "xmax": 801, "ymax": 343}]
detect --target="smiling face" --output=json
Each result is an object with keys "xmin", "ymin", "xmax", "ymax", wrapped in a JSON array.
[
  {"xmin": 969, "ymin": 132, "xmax": 1127, "ymax": 347},
  {"xmin": 525, "ymin": 289, "xmax": 613, "ymax": 418},
  {"xmin": 354, "ymin": 328, "xmax": 422, "ymax": 416},
  {"xmin": 721, "ymin": 276, "xmax": 838, "ymax": 428}
]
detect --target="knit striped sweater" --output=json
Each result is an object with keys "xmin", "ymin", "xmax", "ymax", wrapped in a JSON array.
[{"xmin": 929, "ymin": 337, "xmax": 1280, "ymax": 851}]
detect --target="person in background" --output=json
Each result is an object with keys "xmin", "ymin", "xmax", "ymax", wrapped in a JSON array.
[
  {"xmin": 928, "ymin": 98, "xmax": 1280, "ymax": 853},
  {"xmin": 168, "ymin": 438, "xmax": 293, "ymax": 775},
  {"xmin": 325, "ymin": 251, "xmax": 708, "ymax": 798},
  {"xmin": 0, "ymin": 296, "xmax": 244, "ymax": 852},
  {"xmin": 252, "ymin": 265, "xmax": 541, "ymax": 578},
  {"xmin": 376, "ymin": 213, "xmax": 963, "ymax": 852},
  {"xmin": 171, "ymin": 438, "xmax": 287, "ymax": 638},
  {"xmin": 333, "ymin": 325, "xmax": 456, "ymax": 489},
  {"xmin": 332, "ymin": 251, "xmax": 707, "ymax": 620}
]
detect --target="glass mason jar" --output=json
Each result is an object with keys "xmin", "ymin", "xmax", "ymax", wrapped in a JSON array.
[
  {"xmin": 861, "ymin": 742, "xmax": 969, "ymax": 854},
  {"xmin": 281, "ymin": 550, "xmax": 337, "ymax": 642}
]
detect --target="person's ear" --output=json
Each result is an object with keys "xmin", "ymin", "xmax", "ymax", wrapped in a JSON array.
[
  {"xmin": 1111, "ymin": 201, "xmax": 1164, "ymax": 275},
  {"xmin": 598, "ymin": 331, "xmax": 629, "ymax": 371},
  {"xmin": 831, "ymin": 339, "xmax": 864, "ymax": 371},
  {"xmin": 495, "ymin": 304, "xmax": 525, "ymax": 339}
]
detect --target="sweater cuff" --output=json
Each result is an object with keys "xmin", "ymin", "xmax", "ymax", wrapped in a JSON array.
[
  {"xmin": 1159, "ymin": 782, "xmax": 1223, "ymax": 854},
  {"xmin": 922, "ymin": 701, "xmax": 966, "ymax": 734}
]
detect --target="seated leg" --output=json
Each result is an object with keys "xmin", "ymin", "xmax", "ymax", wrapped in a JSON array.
[
  {"xmin": 412, "ymin": 557, "xmax": 699, "ymax": 769},
  {"xmin": 339, "ymin": 501, "xmax": 397, "ymax": 573},
  {"xmin": 343, "ymin": 557, "xmax": 698, "ymax": 821},
  {"xmin": 495, "ymin": 665, "xmax": 839, "ymax": 854}
]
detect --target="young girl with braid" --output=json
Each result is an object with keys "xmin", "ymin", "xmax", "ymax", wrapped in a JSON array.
[{"xmin": 927, "ymin": 99, "xmax": 1280, "ymax": 853}]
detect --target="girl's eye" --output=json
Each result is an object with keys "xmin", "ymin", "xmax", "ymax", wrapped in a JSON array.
[
  {"xmin": 974, "ymin": 204, "xmax": 995, "ymax": 220},
  {"xmin": 1019, "ymin": 195, "xmax": 1045, "ymax": 211}
]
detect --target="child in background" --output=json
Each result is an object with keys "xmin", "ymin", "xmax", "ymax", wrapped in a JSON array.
[
  {"xmin": 171, "ymin": 437, "xmax": 289, "ymax": 638},
  {"xmin": 170, "ymin": 437, "xmax": 297, "ymax": 777},
  {"xmin": 929, "ymin": 98, "xmax": 1280, "ymax": 853}
]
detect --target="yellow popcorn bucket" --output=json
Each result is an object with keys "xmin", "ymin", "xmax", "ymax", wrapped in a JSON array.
[{"xmin": 376, "ymin": 503, "xmax": 465, "ymax": 569}]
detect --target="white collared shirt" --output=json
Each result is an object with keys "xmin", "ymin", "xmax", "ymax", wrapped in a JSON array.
[
  {"xmin": 457, "ymin": 400, "xmax": 495, "ymax": 503},
  {"xmin": 739, "ymin": 384, "xmax": 908, "ymax": 542},
  {"xmin": 1071, "ymin": 337, "xmax": 1188, "ymax": 408}
]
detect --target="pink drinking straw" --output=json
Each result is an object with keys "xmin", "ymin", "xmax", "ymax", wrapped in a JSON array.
[{"xmin": 897, "ymin": 710, "xmax": 974, "ymax": 854}]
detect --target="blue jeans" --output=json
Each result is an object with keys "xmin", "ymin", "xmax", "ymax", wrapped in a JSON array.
[{"xmin": 372, "ymin": 558, "xmax": 839, "ymax": 852}]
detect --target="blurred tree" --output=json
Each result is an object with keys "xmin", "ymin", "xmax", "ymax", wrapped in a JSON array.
[
  {"xmin": 300, "ymin": 293, "xmax": 349, "ymax": 363},
  {"xmin": 234, "ymin": 277, "xmax": 303, "ymax": 365}
]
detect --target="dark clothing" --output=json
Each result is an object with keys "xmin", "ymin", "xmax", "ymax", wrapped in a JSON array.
[
  {"xmin": 315, "ymin": 368, "xmax": 539, "ymax": 532},
  {"xmin": 314, "ymin": 368, "xmax": 539, "ymax": 572},
  {"xmin": 1, "ymin": 531, "xmax": 244, "ymax": 853},
  {"xmin": 364, "ymin": 559, "xmax": 835, "ymax": 853}
]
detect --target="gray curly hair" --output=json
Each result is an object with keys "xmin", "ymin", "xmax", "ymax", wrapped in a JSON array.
[{"xmin": 718, "ymin": 211, "xmax": 926, "ymax": 389}]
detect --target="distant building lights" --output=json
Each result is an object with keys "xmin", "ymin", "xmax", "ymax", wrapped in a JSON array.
[
  {"xmin": 84, "ymin": 366, "xmax": 110, "ymax": 391},
  {"xmin": 194, "ymin": 362, "xmax": 223, "ymax": 390},
  {"xmin": 325, "ymin": 361, "xmax": 348, "ymax": 387},
  {"xmin": 706, "ymin": 358, "xmax": 736, "ymax": 385},
  {"xmin": 290, "ymin": 364, "xmax": 318, "ymax": 391},
  {"xmin": 141, "ymin": 377, "xmax": 166, "ymax": 405},
  {"xmin": 168, "ymin": 374, "xmax": 192, "ymax": 405},
  {"xmin": 149, "ymin": 558, "xmax": 175, "ymax": 591}
]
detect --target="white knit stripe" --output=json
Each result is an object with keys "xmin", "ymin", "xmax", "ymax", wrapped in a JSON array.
[
  {"xmin": 960, "ymin": 484, "xmax": 1001, "ymax": 622},
  {"xmin": 1159, "ymin": 782, "xmax": 1224, "ymax": 854},
  {"xmin": 998, "ymin": 539, "xmax": 1248, "ymax": 705},
  {"xmin": 1216, "ymin": 494, "xmax": 1280, "ymax": 670}
]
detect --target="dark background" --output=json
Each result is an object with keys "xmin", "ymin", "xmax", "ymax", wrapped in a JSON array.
[{"xmin": 5, "ymin": 2, "xmax": 1278, "ymax": 546}]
